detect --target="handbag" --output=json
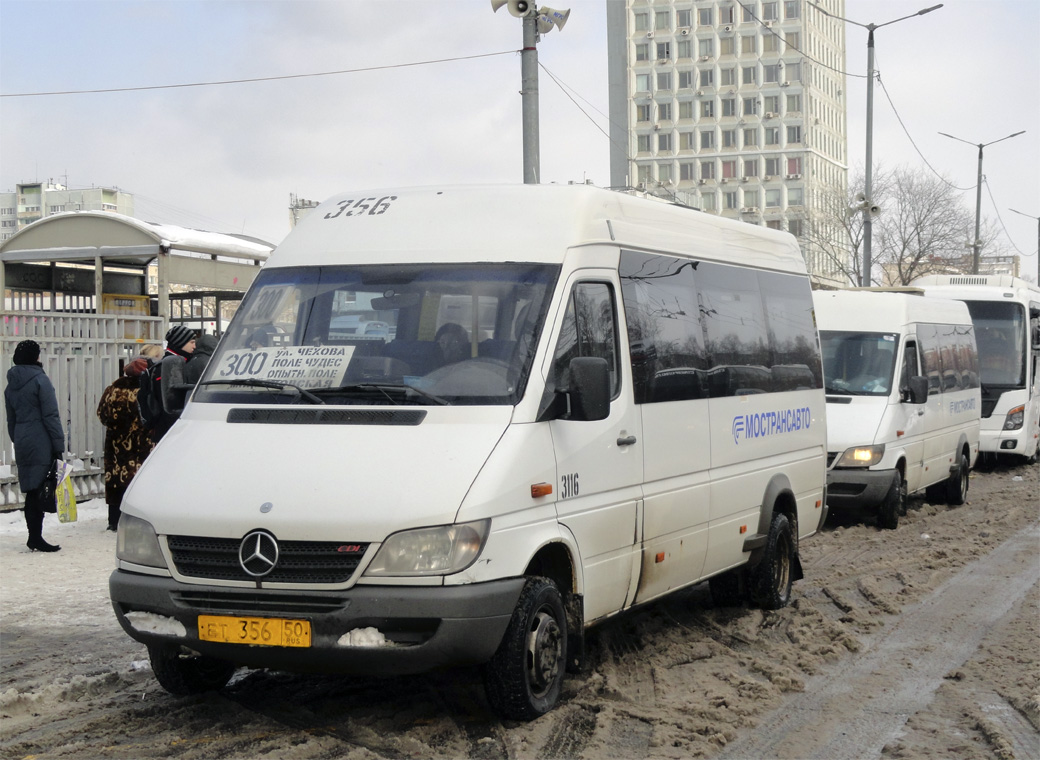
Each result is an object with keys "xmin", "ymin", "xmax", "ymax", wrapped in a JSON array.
[{"xmin": 37, "ymin": 462, "xmax": 57, "ymax": 513}]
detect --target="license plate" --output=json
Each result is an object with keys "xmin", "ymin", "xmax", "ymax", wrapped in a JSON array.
[{"xmin": 198, "ymin": 615, "xmax": 311, "ymax": 647}]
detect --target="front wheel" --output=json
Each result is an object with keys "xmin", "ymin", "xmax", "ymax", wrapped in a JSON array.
[
  {"xmin": 483, "ymin": 577, "xmax": 567, "ymax": 721},
  {"xmin": 945, "ymin": 452, "xmax": 970, "ymax": 506},
  {"xmin": 148, "ymin": 644, "xmax": 235, "ymax": 695},
  {"xmin": 749, "ymin": 512, "xmax": 795, "ymax": 611},
  {"xmin": 878, "ymin": 472, "xmax": 906, "ymax": 530}
]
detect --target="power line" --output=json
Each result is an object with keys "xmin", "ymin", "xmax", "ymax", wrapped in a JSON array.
[
  {"xmin": 1, "ymin": 51, "xmax": 516, "ymax": 98},
  {"xmin": 877, "ymin": 73, "xmax": 973, "ymax": 193}
]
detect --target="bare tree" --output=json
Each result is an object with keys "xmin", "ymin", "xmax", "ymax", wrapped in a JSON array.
[
  {"xmin": 873, "ymin": 169, "xmax": 974, "ymax": 286},
  {"xmin": 806, "ymin": 165, "xmax": 988, "ymax": 287},
  {"xmin": 803, "ymin": 167, "xmax": 891, "ymax": 288}
]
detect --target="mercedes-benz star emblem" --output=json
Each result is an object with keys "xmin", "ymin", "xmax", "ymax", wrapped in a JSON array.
[{"xmin": 239, "ymin": 530, "xmax": 279, "ymax": 577}]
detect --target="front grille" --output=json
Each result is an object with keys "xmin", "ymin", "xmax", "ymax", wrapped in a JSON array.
[
  {"xmin": 171, "ymin": 590, "xmax": 347, "ymax": 615},
  {"xmin": 167, "ymin": 535, "xmax": 368, "ymax": 584}
]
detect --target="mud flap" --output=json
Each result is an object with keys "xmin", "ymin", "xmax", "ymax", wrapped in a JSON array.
[{"xmin": 565, "ymin": 593, "xmax": 584, "ymax": 673}]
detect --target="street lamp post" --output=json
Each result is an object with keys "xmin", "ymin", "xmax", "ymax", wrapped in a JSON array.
[
  {"xmin": 491, "ymin": 1, "xmax": 570, "ymax": 185},
  {"xmin": 939, "ymin": 130, "xmax": 1026, "ymax": 274},
  {"xmin": 1009, "ymin": 208, "xmax": 1040, "ymax": 284},
  {"xmin": 813, "ymin": 3, "xmax": 943, "ymax": 286}
]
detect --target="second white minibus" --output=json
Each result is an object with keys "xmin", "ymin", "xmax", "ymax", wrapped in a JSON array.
[{"xmin": 815, "ymin": 290, "xmax": 981, "ymax": 529}]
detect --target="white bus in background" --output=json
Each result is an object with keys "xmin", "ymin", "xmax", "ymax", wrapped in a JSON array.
[
  {"xmin": 814, "ymin": 290, "xmax": 981, "ymax": 530},
  {"xmin": 109, "ymin": 184, "xmax": 829, "ymax": 720},
  {"xmin": 912, "ymin": 275, "xmax": 1040, "ymax": 464}
]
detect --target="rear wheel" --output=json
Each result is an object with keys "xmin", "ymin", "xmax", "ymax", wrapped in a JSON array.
[
  {"xmin": 878, "ymin": 472, "xmax": 906, "ymax": 530},
  {"xmin": 148, "ymin": 644, "xmax": 235, "ymax": 695},
  {"xmin": 945, "ymin": 451, "xmax": 970, "ymax": 505},
  {"xmin": 749, "ymin": 513, "xmax": 795, "ymax": 610},
  {"xmin": 483, "ymin": 577, "xmax": 567, "ymax": 721}
]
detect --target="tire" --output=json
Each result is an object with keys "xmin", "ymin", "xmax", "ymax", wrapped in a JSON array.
[
  {"xmin": 945, "ymin": 451, "xmax": 970, "ymax": 506},
  {"xmin": 482, "ymin": 577, "xmax": 567, "ymax": 721},
  {"xmin": 878, "ymin": 472, "xmax": 906, "ymax": 530},
  {"xmin": 749, "ymin": 512, "xmax": 795, "ymax": 611},
  {"xmin": 709, "ymin": 569, "xmax": 745, "ymax": 607},
  {"xmin": 148, "ymin": 644, "xmax": 236, "ymax": 695}
]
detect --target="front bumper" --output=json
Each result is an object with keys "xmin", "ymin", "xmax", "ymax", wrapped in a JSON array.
[
  {"xmin": 825, "ymin": 467, "xmax": 900, "ymax": 511},
  {"xmin": 110, "ymin": 570, "xmax": 524, "ymax": 675}
]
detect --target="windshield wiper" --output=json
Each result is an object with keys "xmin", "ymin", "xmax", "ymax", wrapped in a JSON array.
[
  {"xmin": 824, "ymin": 385, "xmax": 873, "ymax": 396},
  {"xmin": 198, "ymin": 378, "xmax": 325, "ymax": 405},
  {"xmin": 313, "ymin": 382, "xmax": 449, "ymax": 406}
]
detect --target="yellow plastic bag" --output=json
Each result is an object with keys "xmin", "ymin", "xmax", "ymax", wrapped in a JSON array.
[{"xmin": 57, "ymin": 478, "xmax": 77, "ymax": 523}]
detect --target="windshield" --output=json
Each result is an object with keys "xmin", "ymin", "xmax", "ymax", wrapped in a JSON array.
[
  {"xmin": 195, "ymin": 263, "xmax": 558, "ymax": 406},
  {"xmin": 965, "ymin": 301, "xmax": 1027, "ymax": 387},
  {"xmin": 820, "ymin": 331, "xmax": 898, "ymax": 396}
]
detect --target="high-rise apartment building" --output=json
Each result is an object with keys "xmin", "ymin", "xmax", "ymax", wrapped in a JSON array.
[
  {"xmin": 607, "ymin": 0, "xmax": 848, "ymax": 284},
  {"xmin": 0, "ymin": 181, "xmax": 134, "ymax": 242}
]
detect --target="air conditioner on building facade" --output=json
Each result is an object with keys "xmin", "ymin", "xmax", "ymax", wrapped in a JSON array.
[
  {"xmin": 787, "ymin": 173, "xmax": 801, "ymax": 179},
  {"xmin": 764, "ymin": 112, "xmax": 776, "ymax": 119},
  {"xmin": 741, "ymin": 206, "xmax": 760, "ymax": 213},
  {"xmin": 680, "ymin": 28, "xmax": 690, "ymax": 35}
]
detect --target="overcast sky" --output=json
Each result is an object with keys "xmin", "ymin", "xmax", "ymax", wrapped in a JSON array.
[{"xmin": 1, "ymin": 0, "xmax": 1037, "ymax": 281}]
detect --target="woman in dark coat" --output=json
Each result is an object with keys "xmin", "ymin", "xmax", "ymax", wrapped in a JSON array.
[
  {"xmin": 4, "ymin": 340, "xmax": 65, "ymax": 552},
  {"xmin": 97, "ymin": 357, "xmax": 154, "ymax": 531}
]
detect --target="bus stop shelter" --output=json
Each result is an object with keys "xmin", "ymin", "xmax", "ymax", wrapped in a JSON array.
[{"xmin": 0, "ymin": 211, "xmax": 274, "ymax": 510}]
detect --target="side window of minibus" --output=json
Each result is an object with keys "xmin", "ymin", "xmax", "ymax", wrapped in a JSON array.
[{"xmin": 550, "ymin": 283, "xmax": 620, "ymax": 398}]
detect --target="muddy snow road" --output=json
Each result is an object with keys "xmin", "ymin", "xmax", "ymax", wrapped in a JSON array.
[{"xmin": 1, "ymin": 460, "xmax": 1037, "ymax": 760}]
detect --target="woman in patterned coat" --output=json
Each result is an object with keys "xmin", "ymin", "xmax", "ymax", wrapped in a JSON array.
[{"xmin": 97, "ymin": 357, "xmax": 153, "ymax": 531}]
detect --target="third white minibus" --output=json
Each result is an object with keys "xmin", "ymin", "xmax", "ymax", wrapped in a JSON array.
[{"xmin": 913, "ymin": 275, "xmax": 1040, "ymax": 464}]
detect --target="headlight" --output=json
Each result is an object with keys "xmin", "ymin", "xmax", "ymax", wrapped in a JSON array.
[
  {"xmin": 364, "ymin": 519, "xmax": 490, "ymax": 577},
  {"xmin": 835, "ymin": 444, "xmax": 885, "ymax": 468},
  {"xmin": 1003, "ymin": 405, "xmax": 1025, "ymax": 431},
  {"xmin": 116, "ymin": 514, "xmax": 167, "ymax": 568}
]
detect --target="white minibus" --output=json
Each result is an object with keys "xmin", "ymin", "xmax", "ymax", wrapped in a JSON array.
[
  {"xmin": 110, "ymin": 185, "xmax": 828, "ymax": 719},
  {"xmin": 815, "ymin": 290, "xmax": 981, "ymax": 529},
  {"xmin": 912, "ymin": 275, "xmax": 1040, "ymax": 464}
]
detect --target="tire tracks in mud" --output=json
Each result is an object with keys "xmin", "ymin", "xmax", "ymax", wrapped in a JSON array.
[{"xmin": 715, "ymin": 521, "xmax": 1040, "ymax": 760}]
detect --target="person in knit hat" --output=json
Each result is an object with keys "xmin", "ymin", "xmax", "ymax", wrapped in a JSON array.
[
  {"xmin": 4, "ymin": 340, "xmax": 65, "ymax": 552},
  {"xmin": 151, "ymin": 325, "xmax": 196, "ymax": 442},
  {"xmin": 183, "ymin": 333, "xmax": 218, "ymax": 386},
  {"xmin": 97, "ymin": 357, "xmax": 155, "ymax": 531}
]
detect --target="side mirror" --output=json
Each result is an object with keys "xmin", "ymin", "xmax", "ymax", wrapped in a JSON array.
[
  {"xmin": 566, "ymin": 357, "xmax": 610, "ymax": 421},
  {"xmin": 903, "ymin": 375, "xmax": 928, "ymax": 405}
]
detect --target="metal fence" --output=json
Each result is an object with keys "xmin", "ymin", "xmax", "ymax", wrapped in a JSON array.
[{"xmin": 1, "ymin": 311, "xmax": 164, "ymax": 510}]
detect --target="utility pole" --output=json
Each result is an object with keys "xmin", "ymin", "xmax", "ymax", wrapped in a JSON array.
[
  {"xmin": 813, "ymin": 3, "xmax": 943, "ymax": 286},
  {"xmin": 492, "ymin": 1, "xmax": 570, "ymax": 185},
  {"xmin": 939, "ymin": 130, "xmax": 1026, "ymax": 273}
]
